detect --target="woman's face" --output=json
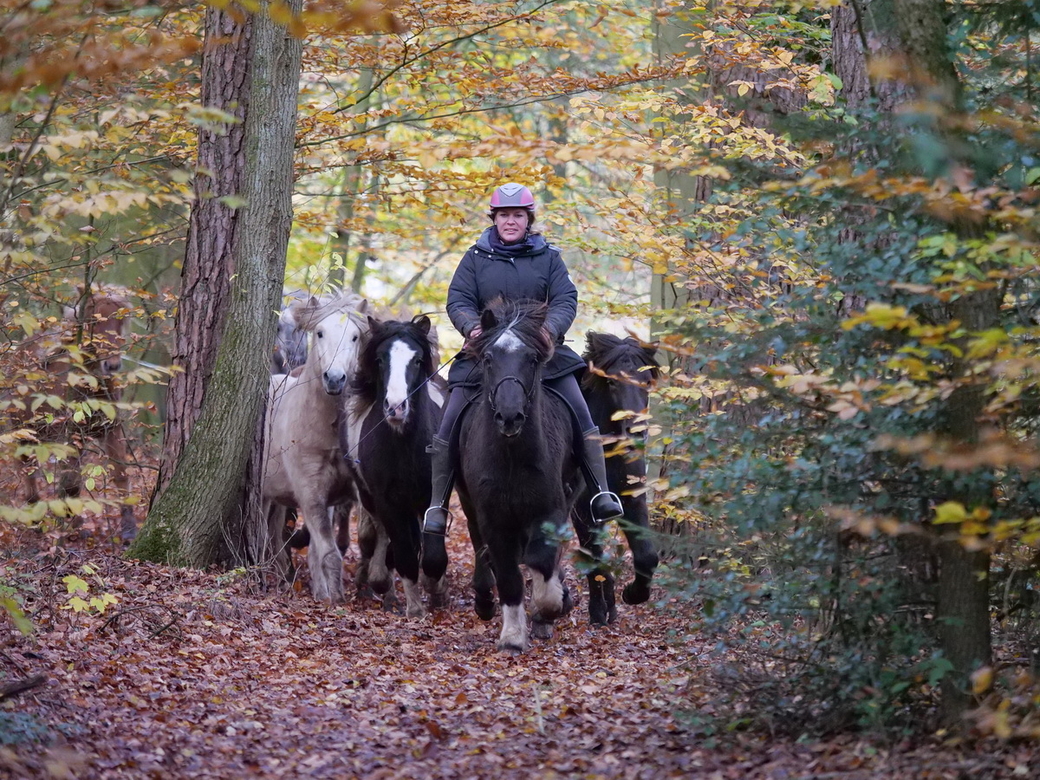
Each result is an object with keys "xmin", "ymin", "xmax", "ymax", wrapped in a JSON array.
[{"xmin": 493, "ymin": 208, "xmax": 529, "ymax": 244}]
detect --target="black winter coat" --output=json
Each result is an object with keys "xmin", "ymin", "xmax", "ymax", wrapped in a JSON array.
[{"xmin": 446, "ymin": 227, "xmax": 585, "ymax": 388}]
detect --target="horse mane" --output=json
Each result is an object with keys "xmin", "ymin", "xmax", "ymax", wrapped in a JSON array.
[
  {"xmin": 581, "ymin": 332, "xmax": 660, "ymax": 389},
  {"xmin": 351, "ymin": 313, "xmax": 438, "ymax": 407},
  {"xmin": 465, "ymin": 298, "xmax": 552, "ymax": 361},
  {"xmin": 291, "ymin": 291, "xmax": 369, "ymax": 332}
]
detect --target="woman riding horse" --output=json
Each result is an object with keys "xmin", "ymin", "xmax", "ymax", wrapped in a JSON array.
[{"xmin": 421, "ymin": 182, "xmax": 623, "ymax": 576}]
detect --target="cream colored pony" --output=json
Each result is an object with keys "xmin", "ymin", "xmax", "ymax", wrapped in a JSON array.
[{"xmin": 262, "ymin": 292, "xmax": 372, "ymax": 603}]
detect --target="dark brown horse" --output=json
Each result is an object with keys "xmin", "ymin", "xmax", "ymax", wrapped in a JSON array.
[
  {"xmin": 455, "ymin": 299, "xmax": 577, "ymax": 652},
  {"xmin": 13, "ymin": 287, "xmax": 136, "ymax": 541},
  {"xmin": 574, "ymin": 332, "xmax": 661, "ymax": 624}
]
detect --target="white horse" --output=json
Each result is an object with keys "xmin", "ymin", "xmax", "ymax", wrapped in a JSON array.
[{"xmin": 262, "ymin": 292, "xmax": 371, "ymax": 603}]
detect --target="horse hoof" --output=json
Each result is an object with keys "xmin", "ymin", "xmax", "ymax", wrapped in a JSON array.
[
  {"xmin": 497, "ymin": 641, "xmax": 526, "ymax": 655},
  {"xmin": 531, "ymin": 621, "xmax": 553, "ymax": 640},
  {"xmin": 622, "ymin": 582, "xmax": 650, "ymax": 605},
  {"xmin": 369, "ymin": 573, "xmax": 392, "ymax": 596},
  {"xmin": 589, "ymin": 608, "xmax": 610, "ymax": 627},
  {"xmin": 474, "ymin": 598, "xmax": 496, "ymax": 621}
]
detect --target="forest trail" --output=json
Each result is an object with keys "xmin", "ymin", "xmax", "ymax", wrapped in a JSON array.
[{"xmin": 0, "ymin": 530, "xmax": 1030, "ymax": 779}]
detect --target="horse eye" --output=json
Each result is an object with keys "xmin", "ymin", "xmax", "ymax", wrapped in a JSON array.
[
  {"xmin": 353, "ymin": 334, "xmax": 358, "ymax": 342},
  {"xmin": 317, "ymin": 330, "xmax": 324, "ymax": 339}
]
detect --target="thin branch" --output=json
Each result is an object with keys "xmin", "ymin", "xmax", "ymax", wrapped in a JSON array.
[
  {"xmin": 330, "ymin": 0, "xmax": 565, "ymax": 115},
  {"xmin": 300, "ymin": 70, "xmax": 680, "ymax": 150}
]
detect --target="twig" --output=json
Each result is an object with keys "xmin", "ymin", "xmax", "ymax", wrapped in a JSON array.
[{"xmin": 0, "ymin": 673, "xmax": 47, "ymax": 701}]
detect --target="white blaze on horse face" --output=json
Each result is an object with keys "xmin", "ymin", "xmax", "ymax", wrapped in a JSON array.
[
  {"xmin": 494, "ymin": 328, "xmax": 525, "ymax": 353},
  {"xmin": 385, "ymin": 339, "xmax": 417, "ymax": 420},
  {"xmin": 314, "ymin": 311, "xmax": 363, "ymax": 395}
]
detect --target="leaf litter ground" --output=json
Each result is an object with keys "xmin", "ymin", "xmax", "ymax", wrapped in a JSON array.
[{"xmin": 0, "ymin": 519, "xmax": 1035, "ymax": 779}]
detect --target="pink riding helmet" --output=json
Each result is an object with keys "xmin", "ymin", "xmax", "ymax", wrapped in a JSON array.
[{"xmin": 488, "ymin": 183, "xmax": 535, "ymax": 212}]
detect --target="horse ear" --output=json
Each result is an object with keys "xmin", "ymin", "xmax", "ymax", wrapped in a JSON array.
[
  {"xmin": 357, "ymin": 298, "xmax": 369, "ymax": 314},
  {"xmin": 414, "ymin": 314, "xmax": 431, "ymax": 335},
  {"xmin": 367, "ymin": 315, "xmax": 379, "ymax": 331},
  {"xmin": 480, "ymin": 308, "xmax": 497, "ymax": 331}
]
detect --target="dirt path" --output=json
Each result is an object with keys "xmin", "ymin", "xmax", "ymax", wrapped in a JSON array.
[{"xmin": 0, "ymin": 536, "xmax": 1030, "ymax": 779}]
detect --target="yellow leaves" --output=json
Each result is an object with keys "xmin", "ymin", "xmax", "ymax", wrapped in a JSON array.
[
  {"xmin": 842, "ymin": 303, "xmax": 915, "ymax": 332},
  {"xmin": 971, "ymin": 666, "xmax": 993, "ymax": 696},
  {"xmin": 932, "ymin": 501, "xmax": 990, "ymax": 533}
]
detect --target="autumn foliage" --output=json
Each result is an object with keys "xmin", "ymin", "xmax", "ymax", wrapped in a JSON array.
[{"xmin": 3, "ymin": 0, "xmax": 1040, "ymax": 773}]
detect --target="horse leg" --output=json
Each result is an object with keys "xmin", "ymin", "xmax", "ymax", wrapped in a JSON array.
[
  {"xmin": 573, "ymin": 501, "xmax": 616, "ymax": 626},
  {"xmin": 421, "ymin": 570, "xmax": 449, "ymax": 611},
  {"xmin": 486, "ymin": 532, "xmax": 527, "ymax": 653},
  {"xmin": 355, "ymin": 506, "xmax": 376, "ymax": 601},
  {"xmin": 303, "ymin": 501, "xmax": 344, "ymax": 604},
  {"xmin": 388, "ymin": 517, "xmax": 424, "ymax": 619},
  {"xmin": 525, "ymin": 521, "xmax": 570, "ymax": 640},
  {"xmin": 334, "ymin": 500, "xmax": 352, "ymax": 556},
  {"xmin": 265, "ymin": 502, "xmax": 292, "ymax": 584},
  {"xmin": 620, "ymin": 497, "xmax": 658, "ymax": 606},
  {"xmin": 465, "ymin": 504, "xmax": 496, "ymax": 621},
  {"xmin": 103, "ymin": 424, "xmax": 137, "ymax": 543},
  {"xmin": 359, "ymin": 506, "xmax": 392, "ymax": 596}
]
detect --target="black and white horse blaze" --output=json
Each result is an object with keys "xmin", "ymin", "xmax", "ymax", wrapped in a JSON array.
[
  {"xmin": 344, "ymin": 315, "xmax": 447, "ymax": 618},
  {"xmin": 456, "ymin": 299, "xmax": 578, "ymax": 653}
]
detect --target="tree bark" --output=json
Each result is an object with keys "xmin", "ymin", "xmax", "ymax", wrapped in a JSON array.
[
  {"xmin": 151, "ymin": 6, "xmax": 251, "ymax": 501},
  {"xmin": 132, "ymin": 1, "xmax": 303, "ymax": 566},
  {"xmin": 888, "ymin": 0, "xmax": 995, "ymax": 725}
]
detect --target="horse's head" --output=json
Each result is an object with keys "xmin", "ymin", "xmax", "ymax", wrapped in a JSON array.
[
  {"xmin": 582, "ymin": 332, "xmax": 659, "ymax": 438},
  {"xmin": 63, "ymin": 288, "xmax": 131, "ymax": 376},
  {"xmin": 356, "ymin": 314, "xmax": 435, "ymax": 430},
  {"xmin": 467, "ymin": 299, "xmax": 554, "ymax": 438},
  {"xmin": 273, "ymin": 307, "xmax": 308, "ymax": 374},
  {"xmin": 294, "ymin": 293, "xmax": 369, "ymax": 395}
]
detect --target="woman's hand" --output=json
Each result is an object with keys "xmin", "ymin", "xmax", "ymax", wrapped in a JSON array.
[{"xmin": 467, "ymin": 326, "xmax": 482, "ymax": 341}]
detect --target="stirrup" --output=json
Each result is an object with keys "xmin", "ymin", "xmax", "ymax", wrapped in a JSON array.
[
  {"xmin": 422, "ymin": 507, "xmax": 449, "ymax": 536},
  {"xmin": 589, "ymin": 490, "xmax": 623, "ymax": 524}
]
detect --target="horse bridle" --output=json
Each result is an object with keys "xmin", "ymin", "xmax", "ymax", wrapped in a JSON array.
[{"xmin": 487, "ymin": 374, "xmax": 536, "ymax": 414}]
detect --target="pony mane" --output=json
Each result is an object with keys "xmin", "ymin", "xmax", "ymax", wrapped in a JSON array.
[
  {"xmin": 292, "ymin": 291, "xmax": 369, "ymax": 332},
  {"xmin": 465, "ymin": 298, "xmax": 551, "ymax": 361},
  {"xmin": 351, "ymin": 314, "xmax": 437, "ymax": 406},
  {"xmin": 582, "ymin": 332, "xmax": 660, "ymax": 386}
]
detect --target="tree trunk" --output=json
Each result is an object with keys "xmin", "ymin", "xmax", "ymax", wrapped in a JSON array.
[
  {"xmin": 131, "ymin": 1, "xmax": 303, "ymax": 566},
  {"xmin": 151, "ymin": 6, "xmax": 251, "ymax": 502},
  {"xmin": 888, "ymin": 0, "xmax": 995, "ymax": 725}
]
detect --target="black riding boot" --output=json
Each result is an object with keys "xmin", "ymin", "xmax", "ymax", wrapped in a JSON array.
[
  {"xmin": 582, "ymin": 428, "xmax": 624, "ymax": 523},
  {"xmin": 420, "ymin": 436, "xmax": 453, "ymax": 579}
]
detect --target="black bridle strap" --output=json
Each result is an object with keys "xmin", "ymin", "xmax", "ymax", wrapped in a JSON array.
[{"xmin": 487, "ymin": 375, "xmax": 532, "ymax": 413}]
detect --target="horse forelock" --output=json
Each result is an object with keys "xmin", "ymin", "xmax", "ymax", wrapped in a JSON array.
[
  {"xmin": 293, "ymin": 293, "xmax": 369, "ymax": 333},
  {"xmin": 583, "ymin": 332, "xmax": 660, "ymax": 385},
  {"xmin": 466, "ymin": 299, "xmax": 550, "ymax": 361}
]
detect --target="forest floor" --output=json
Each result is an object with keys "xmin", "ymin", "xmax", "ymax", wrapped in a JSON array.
[{"xmin": 0, "ymin": 513, "xmax": 1035, "ymax": 779}]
